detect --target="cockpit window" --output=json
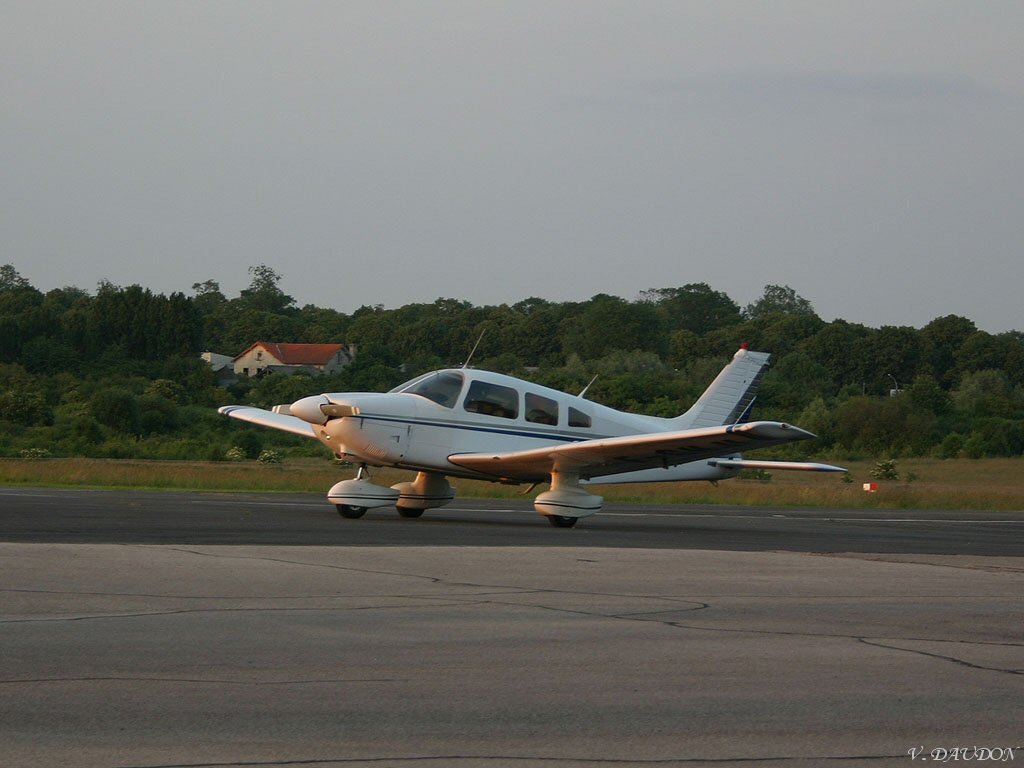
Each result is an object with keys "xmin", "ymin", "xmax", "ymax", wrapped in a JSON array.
[
  {"xmin": 398, "ymin": 371, "xmax": 464, "ymax": 408},
  {"xmin": 568, "ymin": 406, "xmax": 591, "ymax": 428},
  {"xmin": 525, "ymin": 392, "xmax": 558, "ymax": 425},
  {"xmin": 464, "ymin": 380, "xmax": 519, "ymax": 420}
]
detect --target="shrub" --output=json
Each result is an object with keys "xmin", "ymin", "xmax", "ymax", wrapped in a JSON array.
[
  {"xmin": 144, "ymin": 379, "xmax": 186, "ymax": 404},
  {"xmin": 234, "ymin": 429, "xmax": 262, "ymax": 459},
  {"xmin": 225, "ymin": 446, "xmax": 247, "ymax": 461},
  {"xmin": 19, "ymin": 447, "xmax": 51, "ymax": 459},
  {"xmin": 737, "ymin": 468, "xmax": 773, "ymax": 483},
  {"xmin": 203, "ymin": 442, "xmax": 227, "ymax": 461},
  {"xmin": 96, "ymin": 437, "xmax": 141, "ymax": 459},
  {"xmin": 90, "ymin": 388, "xmax": 139, "ymax": 433},
  {"xmin": 257, "ymin": 449, "xmax": 282, "ymax": 464},
  {"xmin": 963, "ymin": 432, "xmax": 986, "ymax": 459},
  {"xmin": 0, "ymin": 388, "xmax": 53, "ymax": 426},
  {"xmin": 936, "ymin": 432, "xmax": 965, "ymax": 459},
  {"xmin": 870, "ymin": 459, "xmax": 900, "ymax": 480},
  {"xmin": 137, "ymin": 394, "xmax": 178, "ymax": 435}
]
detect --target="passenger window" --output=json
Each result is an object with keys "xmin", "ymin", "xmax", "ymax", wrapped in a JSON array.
[
  {"xmin": 404, "ymin": 371, "xmax": 464, "ymax": 408},
  {"xmin": 525, "ymin": 393, "xmax": 558, "ymax": 425},
  {"xmin": 464, "ymin": 381, "xmax": 519, "ymax": 420},
  {"xmin": 568, "ymin": 406, "xmax": 591, "ymax": 428}
]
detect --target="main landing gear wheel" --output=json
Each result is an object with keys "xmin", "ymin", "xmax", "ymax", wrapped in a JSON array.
[
  {"xmin": 396, "ymin": 507, "xmax": 425, "ymax": 519},
  {"xmin": 547, "ymin": 515, "xmax": 578, "ymax": 528},
  {"xmin": 336, "ymin": 505, "xmax": 367, "ymax": 519}
]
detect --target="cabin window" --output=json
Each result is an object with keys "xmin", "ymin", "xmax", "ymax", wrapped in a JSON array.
[
  {"xmin": 464, "ymin": 381, "xmax": 519, "ymax": 419},
  {"xmin": 568, "ymin": 406, "xmax": 591, "ymax": 428},
  {"xmin": 402, "ymin": 371, "xmax": 464, "ymax": 408},
  {"xmin": 525, "ymin": 393, "xmax": 558, "ymax": 425}
]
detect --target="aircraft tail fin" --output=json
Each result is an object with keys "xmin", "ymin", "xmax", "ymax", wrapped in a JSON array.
[{"xmin": 673, "ymin": 346, "xmax": 771, "ymax": 429}]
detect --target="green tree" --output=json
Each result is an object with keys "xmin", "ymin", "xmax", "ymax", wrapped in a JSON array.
[
  {"xmin": 238, "ymin": 264, "xmax": 295, "ymax": 313},
  {"xmin": 0, "ymin": 264, "xmax": 32, "ymax": 292},
  {"xmin": 296, "ymin": 305, "xmax": 350, "ymax": 343},
  {"xmin": 803, "ymin": 319, "xmax": 873, "ymax": 390},
  {"xmin": 191, "ymin": 278, "xmax": 225, "ymax": 305},
  {"xmin": 90, "ymin": 388, "xmax": 140, "ymax": 434},
  {"xmin": 20, "ymin": 336, "xmax": 82, "ymax": 375},
  {"xmin": 905, "ymin": 374, "xmax": 952, "ymax": 418},
  {"xmin": 155, "ymin": 292, "xmax": 203, "ymax": 358},
  {"xmin": 954, "ymin": 331, "xmax": 1011, "ymax": 380},
  {"xmin": 642, "ymin": 283, "xmax": 742, "ymax": 335},
  {"xmin": 0, "ymin": 386, "xmax": 52, "ymax": 426},
  {"xmin": 0, "ymin": 269, "xmax": 44, "ymax": 362},
  {"xmin": 849, "ymin": 326, "xmax": 924, "ymax": 395},
  {"xmin": 835, "ymin": 395, "xmax": 936, "ymax": 455},
  {"xmin": 744, "ymin": 284, "xmax": 816, "ymax": 319},
  {"xmin": 561, "ymin": 295, "xmax": 665, "ymax": 359},
  {"xmin": 796, "ymin": 397, "xmax": 836, "ymax": 447},
  {"xmin": 514, "ymin": 299, "xmax": 565, "ymax": 366},
  {"xmin": 920, "ymin": 315, "xmax": 976, "ymax": 385},
  {"xmin": 962, "ymin": 431, "xmax": 986, "ymax": 459},
  {"xmin": 754, "ymin": 313, "xmax": 826, "ymax": 358},
  {"xmin": 145, "ymin": 379, "xmax": 187, "ymax": 404},
  {"xmin": 936, "ymin": 432, "xmax": 965, "ymax": 459},
  {"xmin": 759, "ymin": 351, "xmax": 831, "ymax": 413},
  {"xmin": 218, "ymin": 309, "xmax": 301, "ymax": 356},
  {"xmin": 667, "ymin": 329, "xmax": 703, "ymax": 368},
  {"xmin": 83, "ymin": 283, "xmax": 201, "ymax": 361},
  {"xmin": 137, "ymin": 393, "xmax": 178, "ymax": 435},
  {"xmin": 952, "ymin": 370, "xmax": 1013, "ymax": 419},
  {"xmin": 247, "ymin": 372, "xmax": 321, "ymax": 409}
]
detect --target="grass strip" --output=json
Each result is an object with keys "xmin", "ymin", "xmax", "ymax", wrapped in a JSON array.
[{"xmin": 3, "ymin": 457, "xmax": 1023, "ymax": 511}]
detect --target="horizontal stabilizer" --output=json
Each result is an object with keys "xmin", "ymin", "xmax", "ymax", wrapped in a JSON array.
[
  {"xmin": 218, "ymin": 405, "xmax": 319, "ymax": 439},
  {"xmin": 708, "ymin": 459, "xmax": 847, "ymax": 473}
]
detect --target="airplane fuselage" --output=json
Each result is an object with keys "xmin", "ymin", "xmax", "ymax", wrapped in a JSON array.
[{"xmin": 297, "ymin": 369, "xmax": 739, "ymax": 484}]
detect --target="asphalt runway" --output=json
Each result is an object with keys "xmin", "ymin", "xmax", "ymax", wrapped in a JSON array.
[
  {"xmin": 3, "ymin": 486, "xmax": 1024, "ymax": 554},
  {"xmin": 2, "ymin": 487, "xmax": 1022, "ymax": 767}
]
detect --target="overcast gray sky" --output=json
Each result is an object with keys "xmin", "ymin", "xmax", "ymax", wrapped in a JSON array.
[{"xmin": 3, "ymin": 1, "xmax": 1022, "ymax": 331}]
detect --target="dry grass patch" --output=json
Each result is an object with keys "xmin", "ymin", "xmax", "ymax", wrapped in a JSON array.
[{"xmin": 2, "ymin": 456, "xmax": 1023, "ymax": 510}]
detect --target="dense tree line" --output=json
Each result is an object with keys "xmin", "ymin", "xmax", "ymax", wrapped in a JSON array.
[{"xmin": 1, "ymin": 263, "xmax": 1022, "ymax": 462}]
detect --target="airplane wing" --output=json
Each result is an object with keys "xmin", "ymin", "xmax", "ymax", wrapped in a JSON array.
[
  {"xmin": 218, "ymin": 405, "xmax": 320, "ymax": 439},
  {"xmin": 448, "ymin": 420, "xmax": 818, "ymax": 482}
]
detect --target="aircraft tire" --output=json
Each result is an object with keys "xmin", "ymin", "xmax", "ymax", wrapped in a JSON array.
[
  {"xmin": 336, "ymin": 505, "xmax": 367, "ymax": 519},
  {"xmin": 547, "ymin": 515, "xmax": 578, "ymax": 528},
  {"xmin": 396, "ymin": 507, "xmax": 425, "ymax": 518}
]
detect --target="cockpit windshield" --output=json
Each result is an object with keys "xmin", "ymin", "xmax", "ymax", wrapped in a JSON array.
[{"xmin": 392, "ymin": 371, "xmax": 465, "ymax": 408}]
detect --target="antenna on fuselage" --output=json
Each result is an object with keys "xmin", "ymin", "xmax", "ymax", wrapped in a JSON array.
[
  {"xmin": 578, "ymin": 373, "xmax": 599, "ymax": 398},
  {"xmin": 462, "ymin": 329, "xmax": 486, "ymax": 369}
]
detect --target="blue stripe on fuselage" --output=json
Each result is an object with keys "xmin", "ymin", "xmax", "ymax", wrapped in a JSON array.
[{"xmin": 355, "ymin": 412, "xmax": 608, "ymax": 443}]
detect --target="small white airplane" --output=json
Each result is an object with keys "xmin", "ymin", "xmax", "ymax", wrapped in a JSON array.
[{"xmin": 220, "ymin": 345, "xmax": 844, "ymax": 527}]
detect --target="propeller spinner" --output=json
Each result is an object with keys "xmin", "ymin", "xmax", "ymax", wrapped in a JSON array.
[{"xmin": 289, "ymin": 395, "xmax": 360, "ymax": 425}]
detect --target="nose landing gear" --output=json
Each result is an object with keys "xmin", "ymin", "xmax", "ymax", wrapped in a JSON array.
[
  {"xmin": 328, "ymin": 467, "xmax": 457, "ymax": 520},
  {"xmin": 327, "ymin": 465, "xmax": 399, "ymax": 518}
]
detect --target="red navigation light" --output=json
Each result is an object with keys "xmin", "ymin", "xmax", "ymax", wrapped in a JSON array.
[{"xmin": 740, "ymin": 342, "xmax": 749, "ymax": 350}]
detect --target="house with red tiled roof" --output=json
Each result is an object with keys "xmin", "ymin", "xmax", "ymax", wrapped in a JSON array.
[{"xmin": 232, "ymin": 342, "xmax": 356, "ymax": 378}]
